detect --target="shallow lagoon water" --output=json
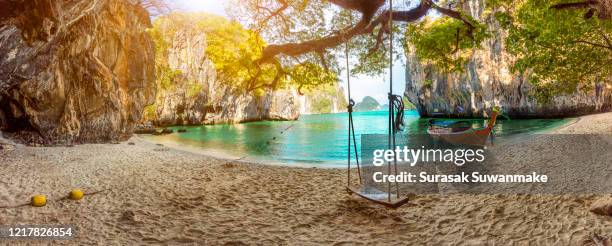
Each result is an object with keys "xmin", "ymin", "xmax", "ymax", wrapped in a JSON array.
[{"xmin": 144, "ymin": 110, "xmax": 569, "ymax": 167}]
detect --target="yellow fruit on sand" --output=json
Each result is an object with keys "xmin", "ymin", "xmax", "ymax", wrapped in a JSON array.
[
  {"xmin": 31, "ymin": 195, "xmax": 46, "ymax": 207},
  {"xmin": 69, "ymin": 189, "xmax": 84, "ymax": 200}
]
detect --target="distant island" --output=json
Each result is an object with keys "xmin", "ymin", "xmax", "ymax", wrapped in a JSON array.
[
  {"xmin": 355, "ymin": 96, "xmax": 416, "ymax": 112},
  {"xmin": 354, "ymin": 96, "xmax": 381, "ymax": 112}
]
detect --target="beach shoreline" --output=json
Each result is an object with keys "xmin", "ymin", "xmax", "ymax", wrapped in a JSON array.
[
  {"xmin": 0, "ymin": 112, "xmax": 611, "ymax": 244},
  {"xmin": 550, "ymin": 112, "xmax": 612, "ymax": 134},
  {"xmin": 138, "ymin": 111, "xmax": 578, "ymax": 169},
  {"xmin": 138, "ymin": 135, "xmax": 344, "ymax": 169}
]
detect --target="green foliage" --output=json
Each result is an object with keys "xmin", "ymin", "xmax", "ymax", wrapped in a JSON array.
[
  {"xmin": 149, "ymin": 17, "xmax": 183, "ymax": 91},
  {"xmin": 230, "ymin": 1, "xmax": 407, "ymax": 78},
  {"xmin": 402, "ymin": 96, "xmax": 416, "ymax": 109},
  {"xmin": 187, "ymin": 83, "xmax": 203, "ymax": 97},
  {"xmin": 423, "ymin": 79, "xmax": 433, "ymax": 88},
  {"xmin": 405, "ymin": 16, "xmax": 490, "ymax": 72},
  {"xmin": 230, "ymin": 0, "xmax": 331, "ymax": 46},
  {"xmin": 151, "ymin": 13, "xmax": 274, "ymax": 92},
  {"xmin": 226, "ymin": 0, "xmax": 611, "ymax": 104},
  {"xmin": 302, "ymin": 82, "xmax": 347, "ymax": 114},
  {"xmin": 143, "ymin": 105, "xmax": 157, "ymax": 121},
  {"xmin": 330, "ymin": 10, "xmax": 405, "ymax": 77},
  {"xmin": 151, "ymin": 12, "xmax": 337, "ymax": 94},
  {"xmin": 530, "ymin": 80, "xmax": 558, "ymax": 103},
  {"xmin": 203, "ymin": 17, "xmax": 282, "ymax": 91},
  {"xmin": 158, "ymin": 67, "xmax": 182, "ymax": 90},
  {"xmin": 493, "ymin": 0, "xmax": 612, "ymax": 101},
  {"xmin": 311, "ymin": 98, "xmax": 333, "ymax": 114},
  {"xmin": 286, "ymin": 62, "xmax": 337, "ymax": 91}
]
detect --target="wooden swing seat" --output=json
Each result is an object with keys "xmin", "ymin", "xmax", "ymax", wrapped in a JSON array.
[{"xmin": 346, "ymin": 186, "xmax": 410, "ymax": 209}]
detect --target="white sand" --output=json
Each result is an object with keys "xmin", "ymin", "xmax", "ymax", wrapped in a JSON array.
[
  {"xmin": 0, "ymin": 113, "xmax": 611, "ymax": 245},
  {"xmin": 552, "ymin": 112, "xmax": 612, "ymax": 134}
]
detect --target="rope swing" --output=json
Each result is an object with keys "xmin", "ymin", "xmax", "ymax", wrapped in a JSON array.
[
  {"xmin": 345, "ymin": 0, "xmax": 410, "ymax": 208},
  {"xmin": 345, "ymin": 41, "xmax": 362, "ymax": 187}
]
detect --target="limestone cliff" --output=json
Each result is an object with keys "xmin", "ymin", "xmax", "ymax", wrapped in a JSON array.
[
  {"xmin": 0, "ymin": 0, "xmax": 156, "ymax": 144},
  {"xmin": 144, "ymin": 26, "xmax": 299, "ymax": 126},
  {"xmin": 299, "ymin": 84, "xmax": 348, "ymax": 115},
  {"xmin": 405, "ymin": 0, "xmax": 612, "ymax": 118}
]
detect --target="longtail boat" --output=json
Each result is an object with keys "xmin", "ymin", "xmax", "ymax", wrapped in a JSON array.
[{"xmin": 427, "ymin": 107, "xmax": 500, "ymax": 147}]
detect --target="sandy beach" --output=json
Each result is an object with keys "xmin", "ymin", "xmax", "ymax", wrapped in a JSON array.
[
  {"xmin": 1, "ymin": 113, "xmax": 611, "ymax": 245},
  {"xmin": 552, "ymin": 113, "xmax": 612, "ymax": 134}
]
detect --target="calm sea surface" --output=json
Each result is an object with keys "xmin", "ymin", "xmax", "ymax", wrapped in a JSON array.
[{"xmin": 143, "ymin": 110, "xmax": 569, "ymax": 167}]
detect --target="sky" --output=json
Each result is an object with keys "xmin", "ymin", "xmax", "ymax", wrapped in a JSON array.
[
  {"xmin": 173, "ymin": 0, "xmax": 228, "ymax": 16},
  {"xmin": 170, "ymin": 0, "xmax": 407, "ymax": 104}
]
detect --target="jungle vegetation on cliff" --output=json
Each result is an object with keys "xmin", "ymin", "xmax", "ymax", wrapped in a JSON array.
[
  {"xmin": 228, "ymin": 0, "xmax": 611, "ymax": 101},
  {"xmin": 493, "ymin": 0, "xmax": 612, "ymax": 101},
  {"xmin": 151, "ymin": 13, "xmax": 338, "ymax": 96}
]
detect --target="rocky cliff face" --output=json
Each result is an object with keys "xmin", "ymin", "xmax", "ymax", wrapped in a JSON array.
[
  {"xmin": 0, "ymin": 0, "xmax": 156, "ymax": 144},
  {"xmin": 145, "ymin": 29, "xmax": 299, "ymax": 126},
  {"xmin": 298, "ymin": 84, "xmax": 347, "ymax": 115},
  {"xmin": 204, "ymin": 87, "xmax": 300, "ymax": 124},
  {"xmin": 405, "ymin": 0, "xmax": 612, "ymax": 118}
]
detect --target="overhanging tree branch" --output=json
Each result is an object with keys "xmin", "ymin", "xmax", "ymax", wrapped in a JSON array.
[
  {"xmin": 258, "ymin": 0, "xmax": 477, "ymax": 63},
  {"xmin": 550, "ymin": 0, "xmax": 597, "ymax": 10},
  {"xmin": 255, "ymin": 0, "xmax": 289, "ymax": 31},
  {"xmin": 550, "ymin": 0, "xmax": 612, "ymax": 20},
  {"xmin": 574, "ymin": 39, "xmax": 612, "ymax": 51},
  {"xmin": 328, "ymin": 0, "xmax": 386, "ymax": 21},
  {"xmin": 259, "ymin": 0, "xmax": 442, "ymax": 62},
  {"xmin": 431, "ymin": 3, "xmax": 476, "ymax": 36}
]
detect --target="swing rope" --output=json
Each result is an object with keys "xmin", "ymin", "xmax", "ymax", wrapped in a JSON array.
[
  {"xmin": 345, "ymin": 0, "xmax": 408, "ymax": 207},
  {"xmin": 387, "ymin": 0, "xmax": 402, "ymax": 201},
  {"xmin": 346, "ymin": 40, "xmax": 362, "ymax": 187}
]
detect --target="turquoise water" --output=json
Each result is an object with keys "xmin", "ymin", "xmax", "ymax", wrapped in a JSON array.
[{"xmin": 144, "ymin": 110, "xmax": 569, "ymax": 167}]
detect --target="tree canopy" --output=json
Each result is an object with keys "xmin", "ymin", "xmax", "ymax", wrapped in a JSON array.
[
  {"xmin": 228, "ymin": 0, "xmax": 489, "ymax": 75},
  {"xmin": 226, "ymin": 0, "xmax": 611, "ymax": 99},
  {"xmin": 151, "ymin": 13, "xmax": 337, "ymax": 95},
  {"xmin": 494, "ymin": 0, "xmax": 612, "ymax": 101}
]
